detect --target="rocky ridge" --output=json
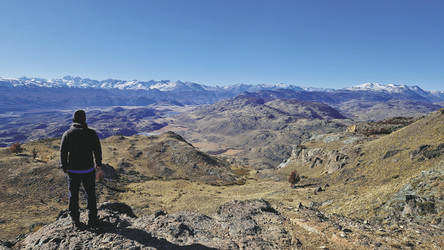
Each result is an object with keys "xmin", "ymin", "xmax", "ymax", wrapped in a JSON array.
[
  {"xmin": 18, "ymin": 200, "xmax": 294, "ymax": 250},
  {"xmin": 13, "ymin": 198, "xmax": 444, "ymax": 250}
]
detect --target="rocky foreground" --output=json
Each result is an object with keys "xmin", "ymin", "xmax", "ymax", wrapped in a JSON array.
[
  {"xmin": 7, "ymin": 198, "xmax": 442, "ymax": 249},
  {"xmin": 17, "ymin": 200, "xmax": 292, "ymax": 249}
]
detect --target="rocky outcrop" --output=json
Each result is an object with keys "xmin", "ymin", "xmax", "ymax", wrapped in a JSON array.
[
  {"xmin": 324, "ymin": 151, "xmax": 349, "ymax": 173},
  {"xmin": 346, "ymin": 116, "xmax": 420, "ymax": 136},
  {"xmin": 286, "ymin": 203, "xmax": 444, "ymax": 249},
  {"xmin": 19, "ymin": 200, "xmax": 295, "ymax": 249},
  {"xmin": 376, "ymin": 165, "xmax": 444, "ymax": 227},
  {"xmin": 279, "ymin": 146, "xmax": 349, "ymax": 174},
  {"xmin": 410, "ymin": 143, "xmax": 444, "ymax": 161},
  {"xmin": 10, "ymin": 196, "xmax": 444, "ymax": 249}
]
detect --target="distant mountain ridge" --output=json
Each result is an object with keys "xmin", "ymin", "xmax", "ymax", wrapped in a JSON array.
[
  {"xmin": 2, "ymin": 75, "xmax": 443, "ymax": 101},
  {"xmin": 346, "ymin": 82, "xmax": 444, "ymax": 102},
  {"xmin": 0, "ymin": 75, "xmax": 429, "ymax": 91},
  {"xmin": 1, "ymin": 76, "xmax": 443, "ymax": 120},
  {"xmin": 0, "ymin": 76, "xmax": 310, "ymax": 92}
]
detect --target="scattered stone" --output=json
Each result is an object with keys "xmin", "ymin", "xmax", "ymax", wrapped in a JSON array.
[
  {"xmin": 383, "ymin": 150, "xmax": 402, "ymax": 159},
  {"xmin": 422, "ymin": 143, "xmax": 444, "ymax": 159},
  {"xmin": 377, "ymin": 165, "xmax": 444, "ymax": 226},
  {"xmin": 153, "ymin": 210, "xmax": 167, "ymax": 218},
  {"xmin": 374, "ymin": 242, "xmax": 383, "ymax": 248}
]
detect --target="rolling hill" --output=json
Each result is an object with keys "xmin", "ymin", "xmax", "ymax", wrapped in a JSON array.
[{"xmin": 170, "ymin": 94, "xmax": 350, "ymax": 169}]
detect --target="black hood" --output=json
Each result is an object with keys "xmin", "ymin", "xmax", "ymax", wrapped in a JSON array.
[{"xmin": 71, "ymin": 122, "xmax": 88, "ymax": 130}]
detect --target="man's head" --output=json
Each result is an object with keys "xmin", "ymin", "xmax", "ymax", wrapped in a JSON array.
[{"xmin": 72, "ymin": 110, "xmax": 86, "ymax": 123}]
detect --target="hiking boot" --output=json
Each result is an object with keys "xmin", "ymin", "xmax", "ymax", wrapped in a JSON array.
[
  {"xmin": 87, "ymin": 218, "xmax": 99, "ymax": 228},
  {"xmin": 72, "ymin": 220, "xmax": 85, "ymax": 230}
]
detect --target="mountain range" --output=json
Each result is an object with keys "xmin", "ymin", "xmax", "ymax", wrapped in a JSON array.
[
  {"xmin": 0, "ymin": 76, "xmax": 311, "ymax": 92},
  {"xmin": 1, "ymin": 76, "xmax": 443, "ymax": 112}
]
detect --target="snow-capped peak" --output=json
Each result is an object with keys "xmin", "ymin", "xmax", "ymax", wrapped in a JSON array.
[
  {"xmin": 346, "ymin": 83, "xmax": 413, "ymax": 93},
  {"xmin": 150, "ymin": 81, "xmax": 182, "ymax": 91}
]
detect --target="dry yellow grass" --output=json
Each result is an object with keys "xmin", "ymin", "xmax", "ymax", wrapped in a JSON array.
[
  {"xmin": 0, "ymin": 139, "xmax": 68, "ymax": 241},
  {"xmin": 117, "ymin": 177, "xmax": 319, "ymax": 216},
  {"xmin": 282, "ymin": 109, "xmax": 444, "ymax": 219}
]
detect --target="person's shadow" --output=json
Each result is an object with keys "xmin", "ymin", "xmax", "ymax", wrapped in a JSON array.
[{"xmin": 89, "ymin": 220, "xmax": 217, "ymax": 250}]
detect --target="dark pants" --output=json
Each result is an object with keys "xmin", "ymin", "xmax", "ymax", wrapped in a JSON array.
[{"xmin": 68, "ymin": 171, "xmax": 97, "ymax": 222}]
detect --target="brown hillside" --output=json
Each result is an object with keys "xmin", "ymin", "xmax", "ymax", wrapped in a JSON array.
[
  {"xmin": 0, "ymin": 138, "xmax": 67, "ymax": 242},
  {"xmin": 99, "ymin": 132, "xmax": 238, "ymax": 186},
  {"xmin": 281, "ymin": 109, "xmax": 444, "ymax": 223},
  {"xmin": 134, "ymin": 132, "xmax": 237, "ymax": 185}
]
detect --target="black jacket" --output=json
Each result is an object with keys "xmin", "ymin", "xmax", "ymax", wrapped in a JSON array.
[{"xmin": 60, "ymin": 123, "xmax": 102, "ymax": 171}]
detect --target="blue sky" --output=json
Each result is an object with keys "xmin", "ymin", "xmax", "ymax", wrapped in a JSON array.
[{"xmin": 1, "ymin": 0, "xmax": 443, "ymax": 90}]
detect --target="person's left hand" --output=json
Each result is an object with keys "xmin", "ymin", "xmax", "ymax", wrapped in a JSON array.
[{"xmin": 95, "ymin": 164, "xmax": 101, "ymax": 171}]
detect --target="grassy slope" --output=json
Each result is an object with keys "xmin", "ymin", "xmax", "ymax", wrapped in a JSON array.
[
  {"xmin": 0, "ymin": 139, "xmax": 67, "ymax": 241},
  {"xmin": 282, "ymin": 109, "xmax": 444, "ymax": 220}
]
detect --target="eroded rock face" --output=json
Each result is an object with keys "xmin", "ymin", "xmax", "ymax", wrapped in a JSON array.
[
  {"xmin": 377, "ymin": 165, "xmax": 444, "ymax": 227},
  {"xmin": 20, "ymin": 200, "xmax": 295, "ymax": 249},
  {"xmin": 325, "ymin": 151, "xmax": 349, "ymax": 174},
  {"xmin": 282, "ymin": 147, "xmax": 349, "ymax": 174}
]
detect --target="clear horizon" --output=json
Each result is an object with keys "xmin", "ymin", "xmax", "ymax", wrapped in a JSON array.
[{"xmin": 1, "ymin": 0, "xmax": 443, "ymax": 90}]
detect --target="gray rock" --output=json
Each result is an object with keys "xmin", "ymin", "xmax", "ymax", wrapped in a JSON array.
[{"xmin": 20, "ymin": 200, "xmax": 296, "ymax": 249}]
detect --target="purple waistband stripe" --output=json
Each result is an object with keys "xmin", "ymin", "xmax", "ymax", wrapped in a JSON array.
[{"xmin": 68, "ymin": 167, "xmax": 95, "ymax": 174}]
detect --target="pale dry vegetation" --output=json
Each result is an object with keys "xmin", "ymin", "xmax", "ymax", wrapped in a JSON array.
[{"xmin": 282, "ymin": 109, "xmax": 444, "ymax": 221}]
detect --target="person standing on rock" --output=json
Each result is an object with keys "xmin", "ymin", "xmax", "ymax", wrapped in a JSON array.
[{"xmin": 60, "ymin": 110, "xmax": 102, "ymax": 229}]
